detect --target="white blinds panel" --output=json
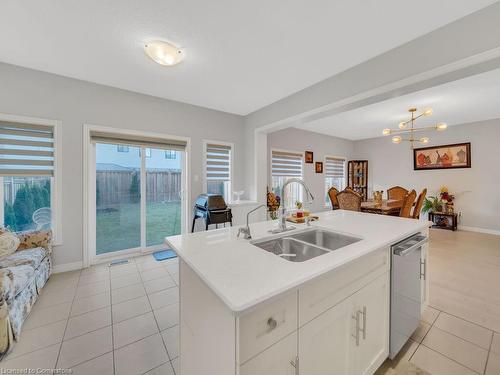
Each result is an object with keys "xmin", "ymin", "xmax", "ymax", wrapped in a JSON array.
[
  {"xmin": 0, "ymin": 122, "xmax": 54, "ymax": 176},
  {"xmin": 90, "ymin": 131, "xmax": 187, "ymax": 151},
  {"xmin": 325, "ymin": 157, "xmax": 345, "ymax": 178},
  {"xmin": 206, "ymin": 144, "xmax": 231, "ymax": 180},
  {"xmin": 272, "ymin": 151, "xmax": 302, "ymax": 178}
]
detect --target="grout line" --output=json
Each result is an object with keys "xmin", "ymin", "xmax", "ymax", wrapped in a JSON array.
[
  {"xmin": 140, "ymin": 360, "xmax": 171, "ymax": 375},
  {"xmin": 107, "ymin": 265, "xmax": 116, "ymax": 375},
  {"xmin": 137, "ymin": 259, "xmax": 173, "ymax": 361},
  {"xmin": 63, "ymin": 350, "xmax": 113, "ymax": 372},
  {"xmin": 483, "ymin": 331, "xmax": 495, "ymax": 375},
  {"xmin": 54, "ymin": 268, "xmax": 82, "ymax": 369},
  {"xmin": 409, "ymin": 310, "xmax": 441, "ymax": 362},
  {"xmin": 419, "ymin": 342, "xmax": 483, "ymax": 374},
  {"xmin": 428, "ymin": 306, "xmax": 497, "ymax": 334},
  {"xmin": 429, "ymin": 325, "xmax": 492, "ymax": 352}
]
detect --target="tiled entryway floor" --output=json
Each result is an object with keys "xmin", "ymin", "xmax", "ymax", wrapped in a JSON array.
[
  {"xmin": 2, "ymin": 229, "xmax": 500, "ymax": 374},
  {"xmin": 2, "ymin": 255, "xmax": 180, "ymax": 375}
]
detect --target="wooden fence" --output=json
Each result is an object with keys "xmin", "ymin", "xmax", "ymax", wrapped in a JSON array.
[
  {"xmin": 96, "ymin": 170, "xmax": 181, "ymax": 207},
  {"xmin": 3, "ymin": 177, "xmax": 50, "ymax": 205}
]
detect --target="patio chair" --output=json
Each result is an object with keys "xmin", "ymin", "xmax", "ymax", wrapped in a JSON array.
[{"xmin": 32, "ymin": 207, "xmax": 52, "ymax": 230}]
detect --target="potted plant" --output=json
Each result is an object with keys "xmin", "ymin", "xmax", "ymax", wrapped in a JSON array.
[
  {"xmin": 422, "ymin": 196, "xmax": 443, "ymax": 214},
  {"xmin": 439, "ymin": 186, "xmax": 455, "ymax": 213},
  {"xmin": 295, "ymin": 201, "xmax": 304, "ymax": 218}
]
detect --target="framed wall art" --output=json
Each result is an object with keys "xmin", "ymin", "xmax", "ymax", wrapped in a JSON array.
[{"xmin": 414, "ymin": 142, "xmax": 471, "ymax": 170}]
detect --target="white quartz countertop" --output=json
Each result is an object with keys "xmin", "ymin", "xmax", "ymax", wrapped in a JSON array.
[{"xmin": 165, "ymin": 210, "xmax": 430, "ymax": 314}]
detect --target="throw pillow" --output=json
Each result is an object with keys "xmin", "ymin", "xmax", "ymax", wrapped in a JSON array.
[{"xmin": 0, "ymin": 232, "xmax": 20, "ymax": 259}]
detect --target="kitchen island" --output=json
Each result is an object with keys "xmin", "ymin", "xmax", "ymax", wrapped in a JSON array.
[{"xmin": 166, "ymin": 210, "xmax": 430, "ymax": 375}]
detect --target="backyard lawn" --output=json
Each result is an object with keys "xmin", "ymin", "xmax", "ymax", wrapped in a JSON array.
[{"xmin": 96, "ymin": 201, "xmax": 181, "ymax": 254}]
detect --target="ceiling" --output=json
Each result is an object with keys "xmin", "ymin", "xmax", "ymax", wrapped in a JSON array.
[
  {"xmin": 295, "ymin": 68, "xmax": 500, "ymax": 140},
  {"xmin": 0, "ymin": 1, "xmax": 497, "ymax": 115}
]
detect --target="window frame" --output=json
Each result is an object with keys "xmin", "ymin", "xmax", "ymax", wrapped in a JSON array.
[
  {"xmin": 202, "ymin": 139, "xmax": 234, "ymax": 203},
  {"xmin": 270, "ymin": 147, "xmax": 304, "ymax": 207},
  {"xmin": 164, "ymin": 150, "xmax": 177, "ymax": 159},
  {"xmin": 324, "ymin": 155, "xmax": 347, "ymax": 208},
  {"xmin": 0, "ymin": 113, "xmax": 62, "ymax": 245}
]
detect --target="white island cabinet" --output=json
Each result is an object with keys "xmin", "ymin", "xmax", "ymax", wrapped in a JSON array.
[{"xmin": 166, "ymin": 210, "xmax": 430, "ymax": 375}]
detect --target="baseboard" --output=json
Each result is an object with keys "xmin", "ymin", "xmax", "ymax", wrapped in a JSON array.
[
  {"xmin": 53, "ymin": 261, "xmax": 83, "ymax": 273},
  {"xmin": 458, "ymin": 225, "xmax": 500, "ymax": 236}
]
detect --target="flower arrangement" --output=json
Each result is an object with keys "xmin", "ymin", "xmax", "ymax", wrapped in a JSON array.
[
  {"xmin": 267, "ymin": 188, "xmax": 281, "ymax": 220},
  {"xmin": 422, "ymin": 186, "xmax": 455, "ymax": 214},
  {"xmin": 439, "ymin": 186, "xmax": 455, "ymax": 203}
]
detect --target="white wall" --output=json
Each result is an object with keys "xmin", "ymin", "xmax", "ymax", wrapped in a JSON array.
[
  {"xmin": 0, "ymin": 62, "xmax": 245, "ymax": 267},
  {"xmin": 353, "ymin": 119, "xmax": 500, "ymax": 232},
  {"xmin": 267, "ymin": 128, "xmax": 354, "ymax": 212},
  {"xmin": 244, "ymin": 4, "xmax": 500, "ymax": 205}
]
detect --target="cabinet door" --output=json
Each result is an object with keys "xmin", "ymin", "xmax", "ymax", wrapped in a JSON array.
[
  {"xmin": 239, "ymin": 332, "xmax": 297, "ymax": 375},
  {"xmin": 420, "ymin": 242, "xmax": 429, "ymax": 311},
  {"xmin": 351, "ymin": 272, "xmax": 390, "ymax": 375},
  {"xmin": 299, "ymin": 297, "xmax": 353, "ymax": 375}
]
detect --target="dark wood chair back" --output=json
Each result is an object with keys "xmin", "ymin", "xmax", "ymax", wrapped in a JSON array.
[
  {"xmin": 327, "ymin": 187, "xmax": 340, "ymax": 210},
  {"xmin": 412, "ymin": 188, "xmax": 427, "ymax": 219},
  {"xmin": 400, "ymin": 190, "xmax": 417, "ymax": 218},
  {"xmin": 387, "ymin": 186, "xmax": 409, "ymax": 201},
  {"xmin": 337, "ymin": 189, "xmax": 362, "ymax": 212}
]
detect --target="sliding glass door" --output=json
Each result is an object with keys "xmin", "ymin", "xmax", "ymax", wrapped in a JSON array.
[
  {"xmin": 95, "ymin": 143, "xmax": 142, "ymax": 254},
  {"xmin": 145, "ymin": 148, "xmax": 182, "ymax": 247},
  {"xmin": 93, "ymin": 142, "xmax": 185, "ymax": 258}
]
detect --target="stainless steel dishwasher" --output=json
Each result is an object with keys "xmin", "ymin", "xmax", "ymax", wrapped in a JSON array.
[{"xmin": 390, "ymin": 233, "xmax": 428, "ymax": 359}]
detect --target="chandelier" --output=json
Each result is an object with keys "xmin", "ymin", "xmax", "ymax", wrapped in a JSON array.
[{"xmin": 382, "ymin": 107, "xmax": 447, "ymax": 148}]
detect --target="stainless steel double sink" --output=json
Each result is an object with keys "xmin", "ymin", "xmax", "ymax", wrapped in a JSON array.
[{"xmin": 251, "ymin": 228, "xmax": 361, "ymax": 262}]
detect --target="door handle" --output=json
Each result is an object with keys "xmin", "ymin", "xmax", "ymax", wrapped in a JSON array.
[
  {"xmin": 352, "ymin": 311, "xmax": 360, "ymax": 346},
  {"xmin": 420, "ymin": 258, "xmax": 427, "ymax": 280},
  {"xmin": 360, "ymin": 306, "xmax": 367, "ymax": 340}
]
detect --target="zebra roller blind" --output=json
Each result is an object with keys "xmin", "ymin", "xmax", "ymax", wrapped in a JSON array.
[
  {"xmin": 271, "ymin": 150, "xmax": 303, "ymax": 178},
  {"xmin": 0, "ymin": 121, "xmax": 55, "ymax": 176},
  {"xmin": 206, "ymin": 143, "xmax": 231, "ymax": 181},
  {"xmin": 90, "ymin": 130, "xmax": 187, "ymax": 151},
  {"xmin": 325, "ymin": 156, "xmax": 345, "ymax": 178}
]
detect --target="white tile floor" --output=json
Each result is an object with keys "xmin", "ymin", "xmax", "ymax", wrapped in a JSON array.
[
  {"xmin": 2, "ymin": 255, "xmax": 180, "ymax": 375},
  {"xmin": 376, "ymin": 229, "xmax": 500, "ymax": 375},
  {"xmin": 2, "ymin": 230, "xmax": 500, "ymax": 375}
]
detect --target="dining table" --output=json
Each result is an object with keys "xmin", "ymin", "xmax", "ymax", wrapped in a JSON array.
[{"xmin": 361, "ymin": 199, "xmax": 405, "ymax": 215}]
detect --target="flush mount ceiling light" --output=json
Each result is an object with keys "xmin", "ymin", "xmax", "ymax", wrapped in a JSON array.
[
  {"xmin": 144, "ymin": 40, "xmax": 184, "ymax": 66},
  {"xmin": 382, "ymin": 107, "xmax": 447, "ymax": 149}
]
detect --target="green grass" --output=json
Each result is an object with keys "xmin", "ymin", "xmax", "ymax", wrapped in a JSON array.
[{"xmin": 96, "ymin": 201, "xmax": 181, "ymax": 255}]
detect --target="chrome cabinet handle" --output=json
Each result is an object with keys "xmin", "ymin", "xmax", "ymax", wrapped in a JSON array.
[
  {"xmin": 290, "ymin": 356, "xmax": 299, "ymax": 375},
  {"xmin": 267, "ymin": 317, "xmax": 278, "ymax": 331},
  {"xmin": 360, "ymin": 306, "xmax": 367, "ymax": 340},
  {"xmin": 420, "ymin": 258, "xmax": 427, "ymax": 280},
  {"xmin": 352, "ymin": 312, "xmax": 360, "ymax": 346}
]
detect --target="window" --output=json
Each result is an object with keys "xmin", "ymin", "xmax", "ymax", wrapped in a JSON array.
[
  {"xmin": 139, "ymin": 148, "xmax": 151, "ymax": 158},
  {"xmin": 271, "ymin": 150, "xmax": 303, "ymax": 208},
  {"xmin": 0, "ymin": 121, "xmax": 56, "ymax": 234},
  {"xmin": 89, "ymin": 129, "xmax": 187, "ymax": 258},
  {"xmin": 205, "ymin": 142, "xmax": 232, "ymax": 202},
  {"xmin": 165, "ymin": 150, "xmax": 177, "ymax": 159},
  {"xmin": 117, "ymin": 145, "xmax": 129, "ymax": 153},
  {"xmin": 325, "ymin": 156, "xmax": 346, "ymax": 207}
]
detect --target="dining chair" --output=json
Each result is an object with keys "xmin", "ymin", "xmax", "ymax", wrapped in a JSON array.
[
  {"xmin": 387, "ymin": 186, "xmax": 409, "ymax": 201},
  {"xmin": 337, "ymin": 189, "xmax": 362, "ymax": 212},
  {"xmin": 399, "ymin": 190, "xmax": 417, "ymax": 218},
  {"xmin": 412, "ymin": 188, "xmax": 427, "ymax": 219},
  {"xmin": 327, "ymin": 187, "xmax": 340, "ymax": 210}
]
